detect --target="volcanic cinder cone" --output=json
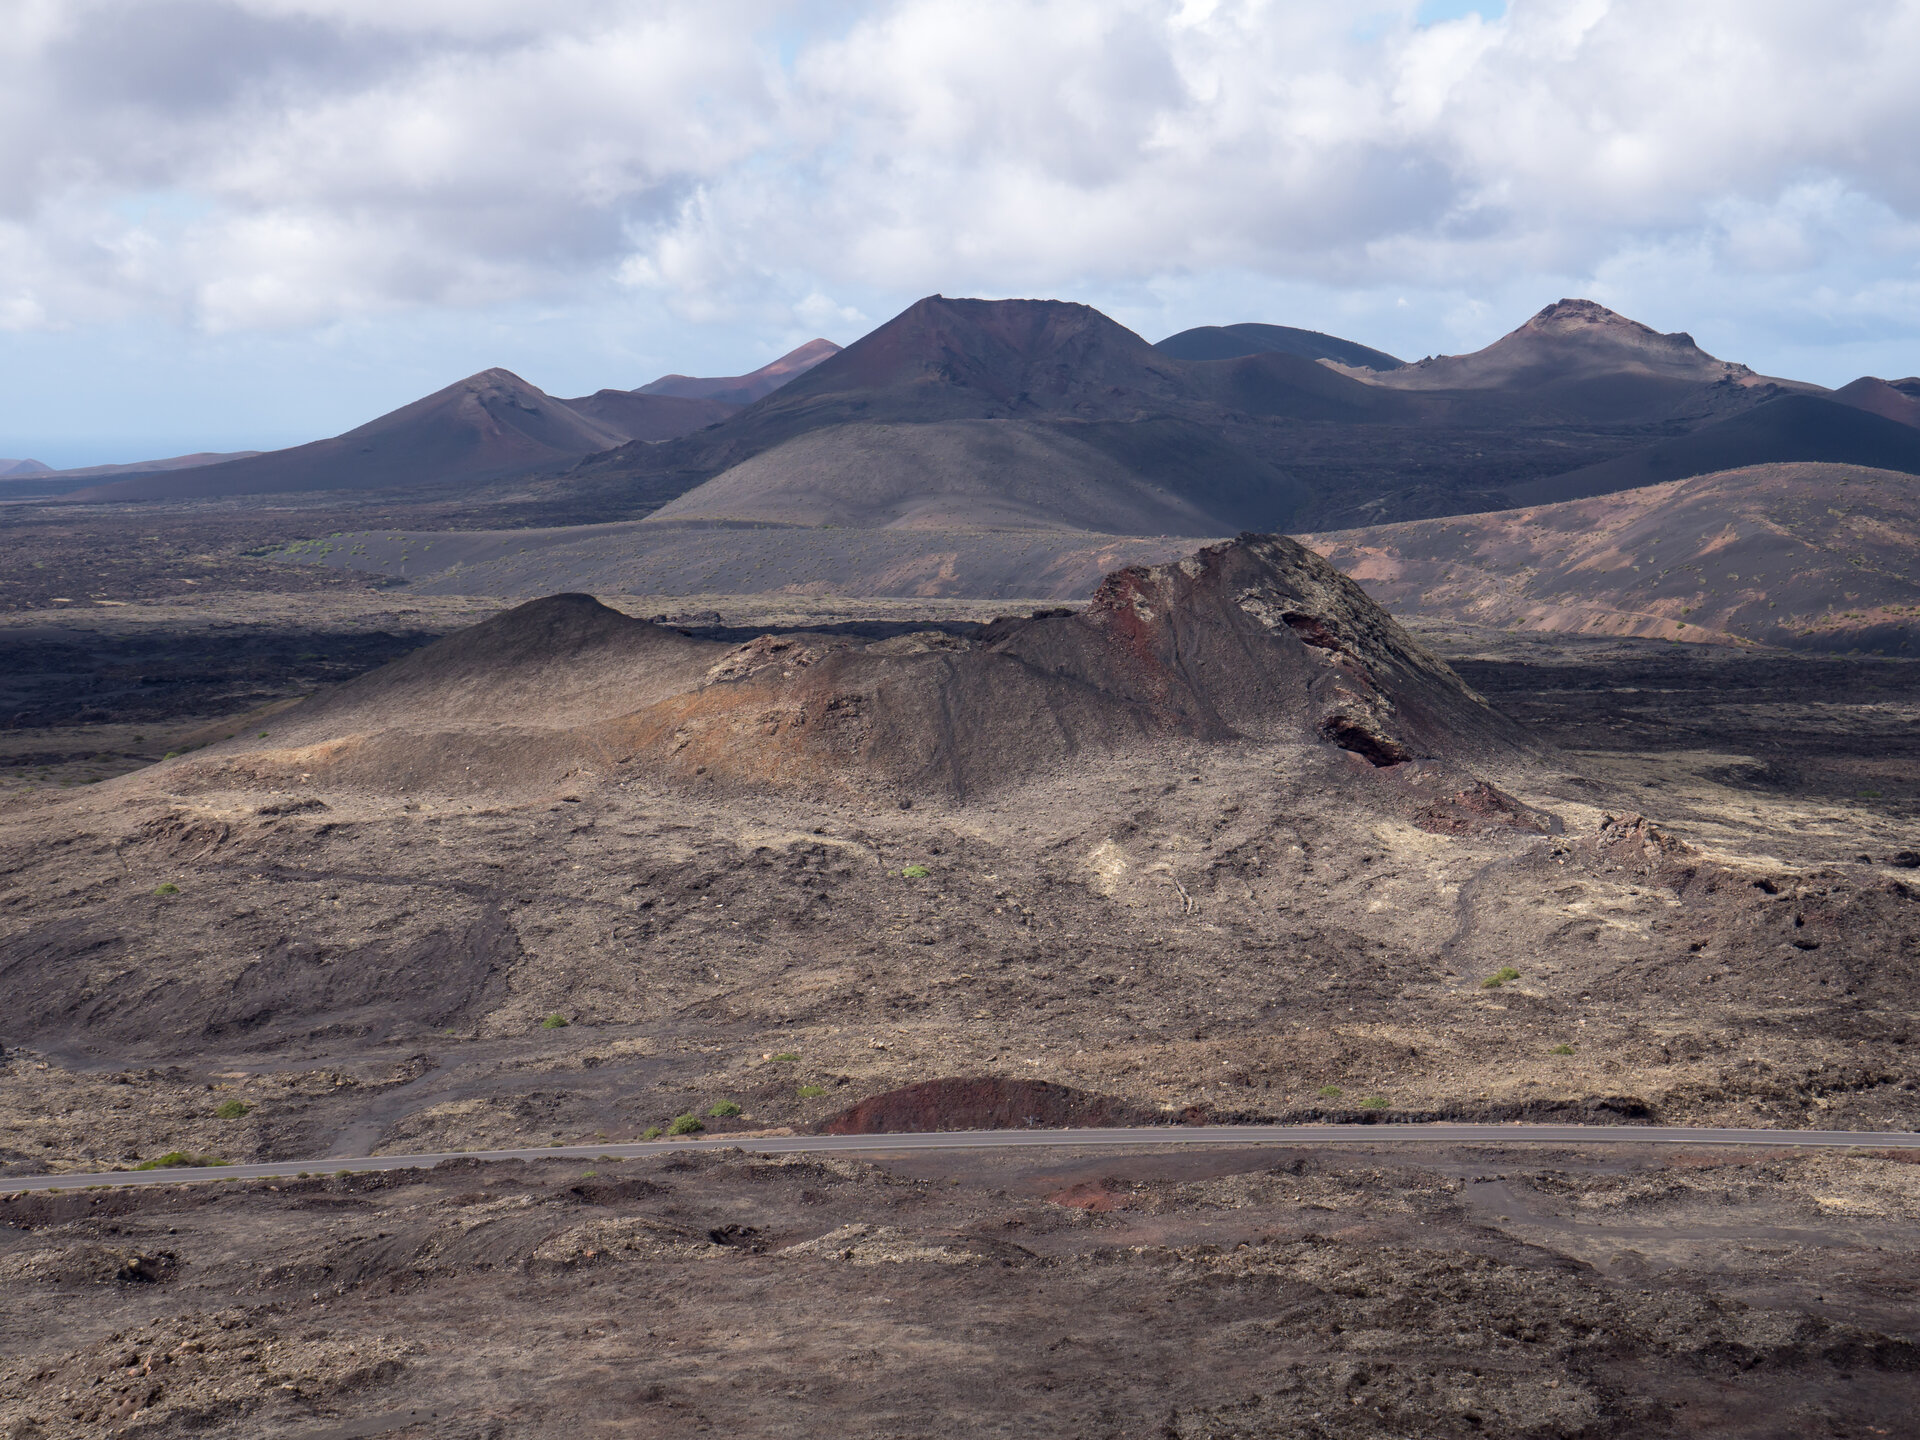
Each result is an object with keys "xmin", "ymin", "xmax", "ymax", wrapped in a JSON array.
[{"xmin": 165, "ymin": 534, "xmax": 1529, "ymax": 803}]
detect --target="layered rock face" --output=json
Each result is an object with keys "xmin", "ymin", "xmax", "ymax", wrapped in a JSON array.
[{"xmin": 165, "ymin": 535, "xmax": 1527, "ymax": 803}]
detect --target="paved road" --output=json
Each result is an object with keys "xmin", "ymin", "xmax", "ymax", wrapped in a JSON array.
[{"xmin": 8, "ymin": 1123, "xmax": 1920, "ymax": 1192}]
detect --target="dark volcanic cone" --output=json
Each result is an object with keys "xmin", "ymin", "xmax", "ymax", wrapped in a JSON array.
[{"xmin": 169, "ymin": 535, "xmax": 1527, "ymax": 801}]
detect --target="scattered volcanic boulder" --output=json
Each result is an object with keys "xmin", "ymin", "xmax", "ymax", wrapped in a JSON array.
[
  {"xmin": 175, "ymin": 534, "xmax": 1526, "ymax": 802},
  {"xmin": 638, "ymin": 338, "xmax": 842, "ymax": 405},
  {"xmin": 1155, "ymin": 321, "xmax": 1404, "ymax": 372}
]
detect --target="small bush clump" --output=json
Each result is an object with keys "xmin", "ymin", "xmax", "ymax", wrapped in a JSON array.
[
  {"xmin": 540, "ymin": 1013, "xmax": 569, "ymax": 1029},
  {"xmin": 1481, "ymin": 966, "xmax": 1521, "ymax": 989},
  {"xmin": 770, "ymin": 1052, "xmax": 800, "ymax": 1063},
  {"xmin": 213, "ymin": 1099, "xmax": 250, "ymax": 1119},
  {"xmin": 1316, "ymin": 1085, "xmax": 1343, "ymax": 1100},
  {"xmin": 901, "ymin": 865, "xmax": 931, "ymax": 879},
  {"xmin": 153, "ymin": 883, "xmax": 180, "ymax": 897},
  {"xmin": 1360, "ymin": 1096, "xmax": 1389, "ymax": 1110},
  {"xmin": 1549, "ymin": 1043, "xmax": 1575, "ymax": 1056},
  {"xmin": 708, "ymin": 1100, "xmax": 741, "ymax": 1118},
  {"xmin": 666, "ymin": 1113, "xmax": 704, "ymax": 1136},
  {"xmin": 797, "ymin": 1084, "xmax": 826, "ymax": 1099},
  {"xmin": 643, "ymin": 1126, "xmax": 663, "ymax": 1141}
]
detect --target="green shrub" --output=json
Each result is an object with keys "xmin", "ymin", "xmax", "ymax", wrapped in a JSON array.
[
  {"xmin": 771, "ymin": 1052, "xmax": 800, "ymax": 1063},
  {"xmin": 797, "ymin": 1084, "xmax": 826, "ymax": 1099},
  {"xmin": 214, "ymin": 1099, "xmax": 250, "ymax": 1119},
  {"xmin": 134, "ymin": 1152, "xmax": 228, "ymax": 1170},
  {"xmin": 1360, "ymin": 1096, "xmax": 1389, "ymax": 1110},
  {"xmin": 708, "ymin": 1100, "xmax": 741, "ymax": 1118},
  {"xmin": 153, "ymin": 883, "xmax": 179, "ymax": 896},
  {"xmin": 581, "ymin": 1170, "xmax": 598, "ymax": 1179},
  {"xmin": 1481, "ymin": 966, "xmax": 1521, "ymax": 989},
  {"xmin": 643, "ymin": 1126, "xmax": 663, "ymax": 1141},
  {"xmin": 901, "ymin": 865, "xmax": 931, "ymax": 879},
  {"xmin": 1549, "ymin": 1043, "xmax": 1575, "ymax": 1056},
  {"xmin": 1316, "ymin": 1085, "xmax": 1343, "ymax": 1100},
  {"xmin": 666, "ymin": 1114, "xmax": 704, "ymax": 1136},
  {"xmin": 540, "ymin": 1013, "xmax": 569, "ymax": 1029}
]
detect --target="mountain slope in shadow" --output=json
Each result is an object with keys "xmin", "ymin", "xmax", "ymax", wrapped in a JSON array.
[
  {"xmin": 1505, "ymin": 395, "xmax": 1920, "ymax": 506},
  {"xmin": 1156, "ymin": 321, "xmax": 1404, "ymax": 372}
]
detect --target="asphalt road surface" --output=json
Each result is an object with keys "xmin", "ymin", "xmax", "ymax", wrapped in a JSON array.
[{"xmin": 9, "ymin": 1122, "xmax": 1920, "ymax": 1192}]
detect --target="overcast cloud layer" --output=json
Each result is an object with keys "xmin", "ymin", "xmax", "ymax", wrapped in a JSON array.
[{"xmin": 5, "ymin": 0, "xmax": 1920, "ymax": 463}]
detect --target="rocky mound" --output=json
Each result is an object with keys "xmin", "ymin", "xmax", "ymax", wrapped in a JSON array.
[{"xmin": 169, "ymin": 535, "xmax": 1527, "ymax": 801}]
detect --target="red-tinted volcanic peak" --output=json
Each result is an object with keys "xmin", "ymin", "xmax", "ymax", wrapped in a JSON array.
[
  {"xmin": 774, "ymin": 295, "xmax": 1188, "ymax": 418},
  {"xmin": 638, "ymin": 339, "xmax": 842, "ymax": 405},
  {"xmin": 1362, "ymin": 297, "xmax": 1762, "ymax": 393},
  {"xmin": 1834, "ymin": 377, "xmax": 1920, "ymax": 430}
]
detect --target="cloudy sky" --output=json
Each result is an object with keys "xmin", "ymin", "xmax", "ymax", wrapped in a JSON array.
[{"xmin": 5, "ymin": 0, "xmax": 1920, "ymax": 466}]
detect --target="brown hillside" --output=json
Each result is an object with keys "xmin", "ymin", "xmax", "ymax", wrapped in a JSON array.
[
  {"xmin": 1303, "ymin": 463, "xmax": 1920, "ymax": 653},
  {"xmin": 1834, "ymin": 376, "xmax": 1920, "ymax": 429}
]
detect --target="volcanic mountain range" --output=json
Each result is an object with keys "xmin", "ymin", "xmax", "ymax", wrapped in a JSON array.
[{"xmin": 55, "ymin": 295, "xmax": 1920, "ymax": 533}]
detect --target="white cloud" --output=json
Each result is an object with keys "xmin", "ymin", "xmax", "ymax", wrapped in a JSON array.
[{"xmin": 0, "ymin": 0, "xmax": 1917, "ymax": 374}]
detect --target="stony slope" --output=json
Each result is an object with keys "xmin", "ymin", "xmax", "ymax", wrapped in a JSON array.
[{"xmin": 1303, "ymin": 462, "xmax": 1920, "ymax": 652}]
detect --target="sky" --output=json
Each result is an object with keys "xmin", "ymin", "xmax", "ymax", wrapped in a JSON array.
[{"xmin": 4, "ymin": 0, "xmax": 1919, "ymax": 467}]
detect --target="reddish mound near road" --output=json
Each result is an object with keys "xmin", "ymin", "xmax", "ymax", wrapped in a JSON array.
[{"xmin": 817, "ymin": 1078, "xmax": 1161, "ymax": 1134}]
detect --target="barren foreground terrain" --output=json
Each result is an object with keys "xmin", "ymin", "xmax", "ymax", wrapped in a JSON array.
[
  {"xmin": 5, "ymin": 1140, "xmax": 1920, "ymax": 1438},
  {"xmin": 2, "ymin": 555, "xmax": 1918, "ymax": 1436}
]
